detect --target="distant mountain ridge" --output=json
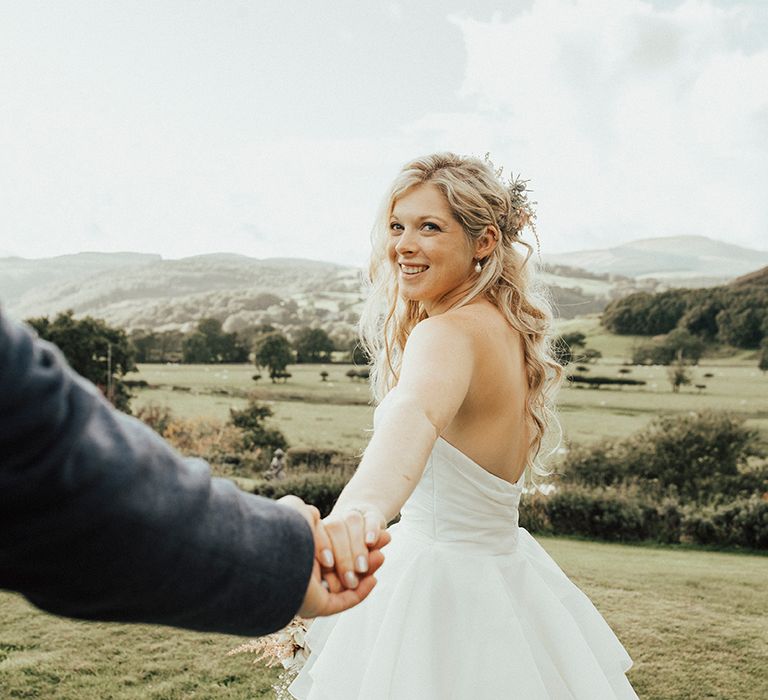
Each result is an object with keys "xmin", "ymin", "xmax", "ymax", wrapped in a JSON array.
[
  {"xmin": 1, "ymin": 236, "xmax": 766, "ymax": 331},
  {"xmin": 545, "ymin": 235, "xmax": 768, "ymax": 280},
  {"xmin": 0, "ymin": 253, "xmax": 352, "ymax": 331}
]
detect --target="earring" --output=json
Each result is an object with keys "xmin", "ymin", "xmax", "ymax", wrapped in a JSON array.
[{"xmin": 474, "ymin": 259, "xmax": 482, "ymax": 273}]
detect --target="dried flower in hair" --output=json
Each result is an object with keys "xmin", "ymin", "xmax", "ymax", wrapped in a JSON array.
[{"xmin": 483, "ymin": 152, "xmax": 537, "ymax": 243}]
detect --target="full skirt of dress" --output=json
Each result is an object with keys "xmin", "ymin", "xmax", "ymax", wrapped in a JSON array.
[{"xmin": 288, "ymin": 520, "xmax": 638, "ymax": 699}]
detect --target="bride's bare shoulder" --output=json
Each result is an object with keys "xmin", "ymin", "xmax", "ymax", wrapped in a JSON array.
[{"xmin": 439, "ymin": 302, "xmax": 510, "ymax": 335}]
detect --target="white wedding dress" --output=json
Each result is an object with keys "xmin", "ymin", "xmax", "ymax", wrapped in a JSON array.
[{"xmin": 289, "ymin": 389, "xmax": 638, "ymax": 699}]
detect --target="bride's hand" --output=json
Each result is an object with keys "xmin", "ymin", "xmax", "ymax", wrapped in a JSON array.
[{"xmin": 317, "ymin": 506, "xmax": 388, "ymax": 589}]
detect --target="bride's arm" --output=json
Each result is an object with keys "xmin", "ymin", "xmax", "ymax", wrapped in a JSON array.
[
  {"xmin": 333, "ymin": 314, "xmax": 475, "ymax": 523},
  {"xmin": 315, "ymin": 314, "xmax": 476, "ymax": 589}
]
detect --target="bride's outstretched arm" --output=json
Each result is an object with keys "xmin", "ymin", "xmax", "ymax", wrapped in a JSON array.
[{"xmin": 320, "ymin": 314, "xmax": 475, "ymax": 586}]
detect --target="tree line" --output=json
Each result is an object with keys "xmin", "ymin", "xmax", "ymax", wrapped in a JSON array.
[
  {"xmin": 27, "ymin": 311, "xmax": 370, "ymax": 411},
  {"xmin": 601, "ymin": 283, "xmax": 767, "ymax": 348},
  {"xmin": 601, "ymin": 278, "xmax": 768, "ymax": 370}
]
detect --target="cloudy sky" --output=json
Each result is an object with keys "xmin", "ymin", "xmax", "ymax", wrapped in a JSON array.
[{"xmin": 1, "ymin": 0, "xmax": 766, "ymax": 265}]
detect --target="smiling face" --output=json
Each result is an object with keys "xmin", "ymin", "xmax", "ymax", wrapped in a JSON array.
[{"xmin": 387, "ymin": 183, "xmax": 479, "ymax": 316}]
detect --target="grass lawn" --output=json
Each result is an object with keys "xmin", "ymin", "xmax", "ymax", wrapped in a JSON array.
[
  {"xmin": 1, "ymin": 537, "xmax": 765, "ymax": 699},
  {"xmin": 128, "ymin": 357, "xmax": 768, "ymax": 452},
  {"xmin": 8, "ymin": 333, "xmax": 767, "ymax": 698}
]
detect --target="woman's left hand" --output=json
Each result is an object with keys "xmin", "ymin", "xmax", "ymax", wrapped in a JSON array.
[{"xmin": 316, "ymin": 505, "xmax": 388, "ymax": 590}]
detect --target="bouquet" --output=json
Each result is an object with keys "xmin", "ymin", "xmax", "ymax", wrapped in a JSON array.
[{"xmin": 228, "ymin": 616, "xmax": 311, "ymax": 698}]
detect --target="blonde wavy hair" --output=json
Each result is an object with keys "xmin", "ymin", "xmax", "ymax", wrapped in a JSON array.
[{"xmin": 358, "ymin": 152, "xmax": 563, "ymax": 484}]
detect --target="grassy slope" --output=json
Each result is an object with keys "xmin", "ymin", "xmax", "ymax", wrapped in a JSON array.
[{"xmin": 1, "ymin": 538, "xmax": 765, "ymax": 699}]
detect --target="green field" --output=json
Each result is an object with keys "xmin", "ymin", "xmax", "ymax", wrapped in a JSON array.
[
  {"xmin": 6, "ymin": 330, "xmax": 763, "ymax": 698},
  {"xmin": 1, "ymin": 537, "xmax": 765, "ymax": 699},
  {"xmin": 128, "ymin": 353, "xmax": 768, "ymax": 453}
]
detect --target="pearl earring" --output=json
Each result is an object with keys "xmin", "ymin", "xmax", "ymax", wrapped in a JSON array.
[{"xmin": 474, "ymin": 259, "xmax": 482, "ymax": 273}]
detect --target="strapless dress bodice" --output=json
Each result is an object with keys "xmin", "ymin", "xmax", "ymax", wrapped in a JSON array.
[{"xmin": 375, "ymin": 388, "xmax": 525, "ymax": 556}]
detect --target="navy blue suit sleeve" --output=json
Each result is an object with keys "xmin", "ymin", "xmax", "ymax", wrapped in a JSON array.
[{"xmin": 0, "ymin": 311, "xmax": 315, "ymax": 636}]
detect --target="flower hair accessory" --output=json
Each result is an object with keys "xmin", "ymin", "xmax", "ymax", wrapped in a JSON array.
[{"xmin": 483, "ymin": 152, "xmax": 540, "ymax": 256}]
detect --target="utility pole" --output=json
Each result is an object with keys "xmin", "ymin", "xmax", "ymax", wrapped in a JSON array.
[{"xmin": 107, "ymin": 342, "xmax": 113, "ymax": 403}]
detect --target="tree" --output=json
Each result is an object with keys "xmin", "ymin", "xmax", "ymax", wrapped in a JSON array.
[
  {"xmin": 716, "ymin": 304, "xmax": 765, "ymax": 349},
  {"xmin": 254, "ymin": 332, "xmax": 294, "ymax": 380},
  {"xmin": 561, "ymin": 331, "xmax": 587, "ymax": 348},
  {"xmin": 130, "ymin": 329, "xmax": 159, "ymax": 363},
  {"xmin": 580, "ymin": 347, "xmax": 602, "ymax": 364},
  {"xmin": 759, "ymin": 338, "xmax": 768, "ymax": 374},
  {"xmin": 294, "ymin": 326, "xmax": 335, "ymax": 363},
  {"xmin": 182, "ymin": 318, "xmax": 248, "ymax": 363},
  {"xmin": 26, "ymin": 310, "xmax": 136, "ymax": 411},
  {"xmin": 602, "ymin": 290, "xmax": 688, "ymax": 335},
  {"xmin": 667, "ymin": 357, "xmax": 692, "ymax": 393},
  {"xmin": 632, "ymin": 329, "xmax": 704, "ymax": 365},
  {"xmin": 228, "ymin": 399, "xmax": 287, "ymax": 453},
  {"xmin": 552, "ymin": 332, "xmax": 599, "ymax": 366}
]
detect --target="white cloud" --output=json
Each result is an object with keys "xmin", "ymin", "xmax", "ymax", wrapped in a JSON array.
[
  {"xmin": 439, "ymin": 0, "xmax": 768, "ymax": 252},
  {"xmin": 1, "ymin": 0, "xmax": 765, "ymax": 264}
]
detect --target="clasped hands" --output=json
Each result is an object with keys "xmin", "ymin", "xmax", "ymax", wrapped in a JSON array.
[{"xmin": 278, "ymin": 496, "xmax": 388, "ymax": 619}]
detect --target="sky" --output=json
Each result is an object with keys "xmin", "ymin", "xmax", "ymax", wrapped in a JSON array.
[{"xmin": 1, "ymin": 0, "xmax": 766, "ymax": 266}]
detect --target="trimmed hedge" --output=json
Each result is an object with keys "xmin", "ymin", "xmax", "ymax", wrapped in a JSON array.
[
  {"xmin": 252, "ymin": 473, "xmax": 347, "ymax": 517},
  {"xmin": 250, "ymin": 473, "xmax": 768, "ymax": 550},
  {"xmin": 519, "ymin": 485, "xmax": 768, "ymax": 550},
  {"xmin": 680, "ymin": 496, "xmax": 768, "ymax": 549}
]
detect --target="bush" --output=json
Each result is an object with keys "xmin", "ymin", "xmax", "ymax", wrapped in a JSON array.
[
  {"xmin": 518, "ymin": 493, "xmax": 552, "ymax": 534},
  {"xmin": 286, "ymin": 447, "xmax": 345, "ymax": 471},
  {"xmin": 564, "ymin": 411, "xmax": 761, "ymax": 502},
  {"xmin": 544, "ymin": 486, "xmax": 652, "ymax": 542},
  {"xmin": 623, "ymin": 411, "xmax": 758, "ymax": 500},
  {"xmin": 136, "ymin": 403, "xmax": 175, "ymax": 437},
  {"xmin": 681, "ymin": 497, "xmax": 768, "ymax": 549},
  {"xmin": 229, "ymin": 399, "xmax": 288, "ymax": 453},
  {"xmin": 520, "ymin": 485, "xmax": 766, "ymax": 549},
  {"xmin": 561, "ymin": 443, "xmax": 629, "ymax": 486},
  {"xmin": 253, "ymin": 473, "xmax": 348, "ymax": 517}
]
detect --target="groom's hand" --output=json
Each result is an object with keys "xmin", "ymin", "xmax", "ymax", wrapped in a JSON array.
[{"xmin": 276, "ymin": 495, "xmax": 390, "ymax": 618}]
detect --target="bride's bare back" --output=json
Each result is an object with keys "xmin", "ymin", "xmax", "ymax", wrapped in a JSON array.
[{"xmin": 424, "ymin": 299, "xmax": 531, "ymax": 485}]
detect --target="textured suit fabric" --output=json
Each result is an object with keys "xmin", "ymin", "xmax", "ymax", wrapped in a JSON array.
[{"xmin": 0, "ymin": 311, "xmax": 314, "ymax": 636}]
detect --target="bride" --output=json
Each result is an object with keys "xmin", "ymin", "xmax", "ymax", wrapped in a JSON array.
[{"xmin": 289, "ymin": 152, "xmax": 638, "ymax": 699}]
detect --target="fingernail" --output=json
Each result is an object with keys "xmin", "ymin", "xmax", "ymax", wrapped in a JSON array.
[
  {"xmin": 321, "ymin": 549, "xmax": 334, "ymax": 567},
  {"xmin": 321, "ymin": 580, "xmax": 329, "ymax": 591},
  {"xmin": 365, "ymin": 531, "xmax": 376, "ymax": 544},
  {"xmin": 356, "ymin": 555, "xmax": 369, "ymax": 573},
  {"xmin": 344, "ymin": 571, "xmax": 359, "ymax": 588}
]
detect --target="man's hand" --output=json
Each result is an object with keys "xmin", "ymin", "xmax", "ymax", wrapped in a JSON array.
[{"xmin": 276, "ymin": 495, "xmax": 391, "ymax": 618}]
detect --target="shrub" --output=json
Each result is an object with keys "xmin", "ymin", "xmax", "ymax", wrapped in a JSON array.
[
  {"xmin": 544, "ymin": 486, "xmax": 652, "ymax": 542},
  {"xmin": 623, "ymin": 411, "xmax": 758, "ymax": 500},
  {"xmin": 681, "ymin": 497, "xmax": 768, "ymax": 549},
  {"xmin": 135, "ymin": 402, "xmax": 175, "ymax": 437},
  {"xmin": 561, "ymin": 443, "xmax": 629, "ymax": 486},
  {"xmin": 518, "ymin": 493, "xmax": 552, "ymax": 534},
  {"xmin": 253, "ymin": 473, "xmax": 348, "ymax": 516},
  {"xmin": 229, "ymin": 399, "xmax": 288, "ymax": 453},
  {"xmin": 286, "ymin": 447, "xmax": 343, "ymax": 471}
]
